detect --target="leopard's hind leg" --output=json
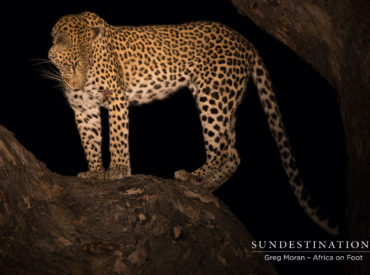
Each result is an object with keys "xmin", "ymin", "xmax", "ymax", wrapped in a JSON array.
[{"xmin": 174, "ymin": 83, "xmax": 245, "ymax": 191}]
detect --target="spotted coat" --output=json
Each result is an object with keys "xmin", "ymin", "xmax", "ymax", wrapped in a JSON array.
[{"xmin": 48, "ymin": 12, "xmax": 338, "ymax": 234}]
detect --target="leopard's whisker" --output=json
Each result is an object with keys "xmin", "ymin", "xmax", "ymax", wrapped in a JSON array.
[{"xmin": 29, "ymin": 58, "xmax": 54, "ymax": 67}]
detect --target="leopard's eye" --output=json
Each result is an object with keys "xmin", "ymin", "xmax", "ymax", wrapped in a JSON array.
[{"xmin": 53, "ymin": 33, "xmax": 69, "ymax": 47}]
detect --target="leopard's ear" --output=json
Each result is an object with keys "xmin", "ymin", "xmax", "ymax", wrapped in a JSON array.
[{"xmin": 79, "ymin": 11, "xmax": 105, "ymax": 41}]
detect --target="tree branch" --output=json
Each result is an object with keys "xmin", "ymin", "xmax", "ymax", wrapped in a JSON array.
[{"xmin": 0, "ymin": 125, "xmax": 276, "ymax": 274}]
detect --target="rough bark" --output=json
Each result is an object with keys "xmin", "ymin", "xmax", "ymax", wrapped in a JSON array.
[
  {"xmin": 229, "ymin": 0, "xmax": 370, "ymax": 274},
  {"xmin": 0, "ymin": 125, "xmax": 276, "ymax": 274}
]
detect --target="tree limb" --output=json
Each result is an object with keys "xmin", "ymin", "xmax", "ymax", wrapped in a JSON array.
[{"xmin": 0, "ymin": 125, "xmax": 276, "ymax": 274}]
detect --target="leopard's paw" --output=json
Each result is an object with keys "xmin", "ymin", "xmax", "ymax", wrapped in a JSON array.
[
  {"xmin": 77, "ymin": 168, "xmax": 105, "ymax": 180},
  {"xmin": 174, "ymin": 169, "xmax": 203, "ymax": 185},
  {"xmin": 105, "ymin": 166, "xmax": 129, "ymax": 180}
]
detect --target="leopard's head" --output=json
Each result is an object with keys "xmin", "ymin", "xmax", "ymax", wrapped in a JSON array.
[{"xmin": 48, "ymin": 12, "xmax": 105, "ymax": 91}]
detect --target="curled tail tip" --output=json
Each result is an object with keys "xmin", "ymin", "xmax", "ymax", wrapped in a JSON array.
[
  {"xmin": 293, "ymin": 183, "xmax": 341, "ymax": 235},
  {"xmin": 323, "ymin": 214, "xmax": 344, "ymax": 236},
  {"xmin": 305, "ymin": 197, "xmax": 341, "ymax": 235},
  {"xmin": 322, "ymin": 220, "xmax": 340, "ymax": 235}
]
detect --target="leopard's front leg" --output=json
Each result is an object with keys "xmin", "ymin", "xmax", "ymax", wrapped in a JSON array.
[
  {"xmin": 73, "ymin": 106, "xmax": 105, "ymax": 179},
  {"xmin": 105, "ymin": 91, "xmax": 131, "ymax": 180}
]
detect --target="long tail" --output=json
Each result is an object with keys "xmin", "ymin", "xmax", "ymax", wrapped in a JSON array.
[{"xmin": 251, "ymin": 50, "xmax": 339, "ymax": 235}]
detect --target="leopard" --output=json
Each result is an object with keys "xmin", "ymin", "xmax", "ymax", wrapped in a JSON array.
[{"xmin": 47, "ymin": 11, "xmax": 338, "ymax": 234}]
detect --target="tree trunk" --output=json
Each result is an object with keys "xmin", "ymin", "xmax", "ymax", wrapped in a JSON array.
[
  {"xmin": 0, "ymin": 125, "xmax": 276, "ymax": 274},
  {"xmin": 229, "ymin": 0, "xmax": 370, "ymax": 274}
]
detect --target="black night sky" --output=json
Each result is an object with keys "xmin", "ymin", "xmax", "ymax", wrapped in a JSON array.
[{"xmin": 1, "ymin": 1, "xmax": 347, "ymax": 274}]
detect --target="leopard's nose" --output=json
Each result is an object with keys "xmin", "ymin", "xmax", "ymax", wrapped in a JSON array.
[{"xmin": 48, "ymin": 48, "xmax": 56, "ymax": 62}]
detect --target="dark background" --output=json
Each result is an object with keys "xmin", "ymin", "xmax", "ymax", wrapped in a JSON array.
[{"xmin": 1, "ymin": 1, "xmax": 347, "ymax": 274}]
